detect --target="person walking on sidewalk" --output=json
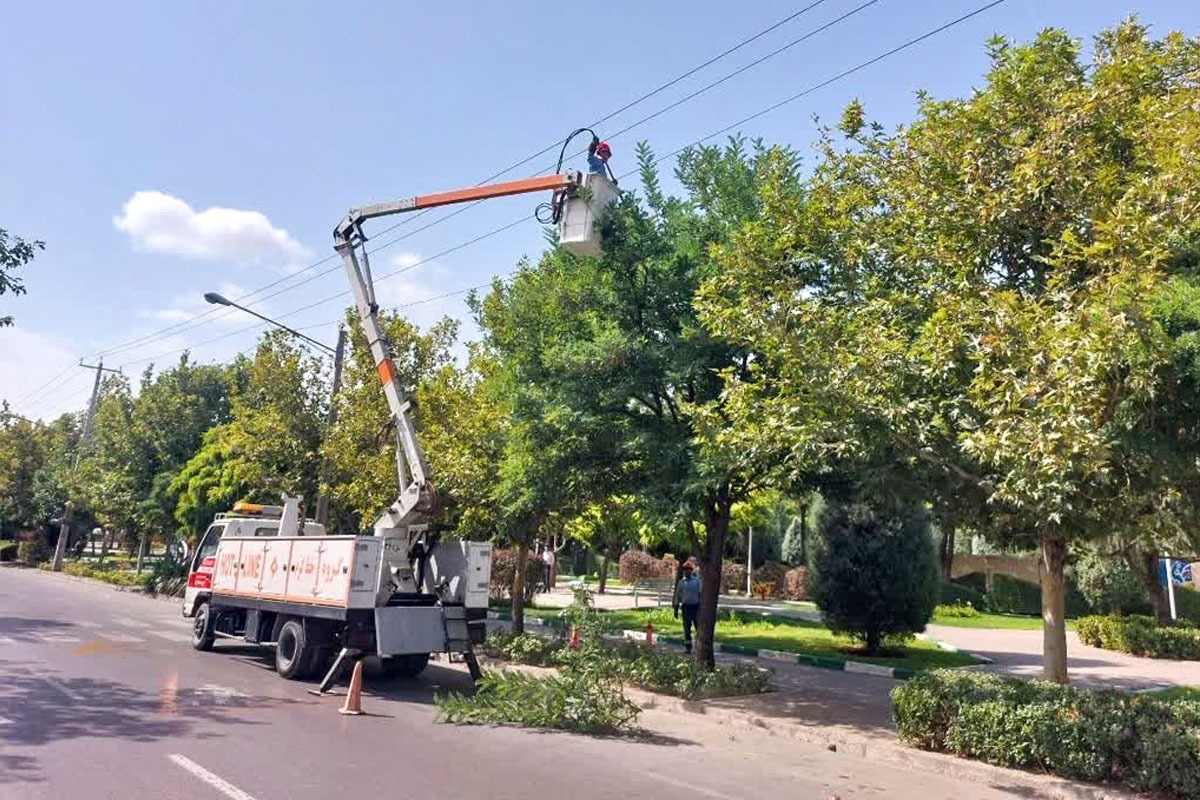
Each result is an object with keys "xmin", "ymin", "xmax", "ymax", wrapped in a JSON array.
[
  {"xmin": 673, "ymin": 561, "xmax": 702, "ymax": 654},
  {"xmin": 541, "ymin": 546, "xmax": 556, "ymax": 593}
]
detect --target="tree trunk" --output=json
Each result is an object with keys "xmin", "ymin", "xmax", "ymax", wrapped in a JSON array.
[
  {"xmin": 597, "ymin": 551, "xmax": 609, "ymax": 594},
  {"xmin": 100, "ymin": 528, "xmax": 111, "ymax": 564},
  {"xmin": 135, "ymin": 529, "xmax": 147, "ymax": 574},
  {"xmin": 695, "ymin": 495, "xmax": 732, "ymax": 670},
  {"xmin": 865, "ymin": 626, "xmax": 882, "ymax": 655},
  {"xmin": 511, "ymin": 546, "xmax": 528, "ymax": 634},
  {"xmin": 1040, "ymin": 534, "xmax": 1070, "ymax": 684},
  {"xmin": 1132, "ymin": 548, "xmax": 1172, "ymax": 626},
  {"xmin": 940, "ymin": 522, "xmax": 956, "ymax": 582}
]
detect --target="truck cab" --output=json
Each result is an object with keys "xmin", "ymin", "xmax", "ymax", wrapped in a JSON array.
[{"xmin": 183, "ymin": 501, "xmax": 326, "ymax": 619}]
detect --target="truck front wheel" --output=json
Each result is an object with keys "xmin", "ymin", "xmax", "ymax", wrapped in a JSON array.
[
  {"xmin": 275, "ymin": 619, "xmax": 313, "ymax": 679},
  {"xmin": 192, "ymin": 603, "xmax": 215, "ymax": 651}
]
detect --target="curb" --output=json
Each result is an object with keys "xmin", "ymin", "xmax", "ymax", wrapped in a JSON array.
[
  {"xmin": 25, "ymin": 566, "xmax": 183, "ymax": 605},
  {"xmin": 631, "ymin": 690, "xmax": 1140, "ymax": 800},
  {"xmin": 487, "ymin": 611, "xmax": 917, "ymax": 680},
  {"xmin": 914, "ymin": 632, "xmax": 995, "ymax": 664}
]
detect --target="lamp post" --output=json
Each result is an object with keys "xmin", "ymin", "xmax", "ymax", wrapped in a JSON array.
[{"xmin": 204, "ymin": 292, "xmax": 346, "ymax": 525}]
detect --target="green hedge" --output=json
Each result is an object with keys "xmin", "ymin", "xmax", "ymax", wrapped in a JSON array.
[
  {"xmin": 1076, "ymin": 615, "xmax": 1200, "ymax": 660},
  {"xmin": 939, "ymin": 581, "xmax": 988, "ymax": 609},
  {"xmin": 892, "ymin": 670, "xmax": 1200, "ymax": 797}
]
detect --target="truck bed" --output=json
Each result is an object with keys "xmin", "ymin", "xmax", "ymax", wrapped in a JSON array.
[{"xmin": 211, "ymin": 535, "xmax": 380, "ymax": 609}]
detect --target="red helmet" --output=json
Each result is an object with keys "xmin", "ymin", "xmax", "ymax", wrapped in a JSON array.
[{"xmin": 596, "ymin": 141, "xmax": 612, "ymax": 158}]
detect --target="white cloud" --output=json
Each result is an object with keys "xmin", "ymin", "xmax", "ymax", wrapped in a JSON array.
[
  {"xmin": 114, "ymin": 190, "xmax": 310, "ymax": 270},
  {"xmin": 137, "ymin": 283, "xmax": 270, "ymax": 329},
  {"xmin": 391, "ymin": 252, "xmax": 423, "ymax": 270}
]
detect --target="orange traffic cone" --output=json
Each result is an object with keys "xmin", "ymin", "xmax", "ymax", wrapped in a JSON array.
[
  {"xmin": 645, "ymin": 621, "xmax": 655, "ymax": 646},
  {"xmin": 569, "ymin": 626, "xmax": 581, "ymax": 649},
  {"xmin": 339, "ymin": 659, "xmax": 365, "ymax": 716}
]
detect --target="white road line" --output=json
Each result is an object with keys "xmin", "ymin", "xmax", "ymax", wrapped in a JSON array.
[
  {"xmin": 643, "ymin": 771, "xmax": 740, "ymax": 800},
  {"xmin": 36, "ymin": 634, "xmax": 82, "ymax": 643},
  {"xmin": 114, "ymin": 617, "xmax": 151, "ymax": 628},
  {"xmin": 0, "ymin": 716, "xmax": 14, "ymax": 725},
  {"xmin": 168, "ymin": 754, "xmax": 261, "ymax": 800},
  {"xmin": 0, "ymin": 636, "xmax": 14, "ymax": 644},
  {"xmin": 150, "ymin": 630, "xmax": 193, "ymax": 643},
  {"xmin": 99, "ymin": 632, "xmax": 145, "ymax": 643},
  {"xmin": 75, "ymin": 620, "xmax": 101, "ymax": 628}
]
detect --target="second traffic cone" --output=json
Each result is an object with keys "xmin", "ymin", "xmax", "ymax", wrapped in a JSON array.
[
  {"xmin": 645, "ymin": 621, "xmax": 655, "ymax": 646},
  {"xmin": 338, "ymin": 659, "xmax": 365, "ymax": 716}
]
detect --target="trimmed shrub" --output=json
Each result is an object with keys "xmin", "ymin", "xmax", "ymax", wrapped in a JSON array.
[
  {"xmin": 619, "ymin": 550, "xmax": 667, "ymax": 586},
  {"xmin": 892, "ymin": 669, "xmax": 1200, "ymax": 797},
  {"xmin": 720, "ymin": 559, "xmax": 746, "ymax": 594},
  {"xmin": 810, "ymin": 500, "xmax": 938, "ymax": 653},
  {"xmin": 1076, "ymin": 551, "xmax": 1150, "ymax": 615},
  {"xmin": 1176, "ymin": 585, "xmax": 1200, "ymax": 624},
  {"xmin": 489, "ymin": 549, "xmax": 542, "ymax": 602},
  {"xmin": 1077, "ymin": 615, "xmax": 1200, "ymax": 660},
  {"xmin": 986, "ymin": 574, "xmax": 1042, "ymax": 616},
  {"xmin": 940, "ymin": 581, "xmax": 987, "ymax": 609},
  {"xmin": 17, "ymin": 533, "xmax": 52, "ymax": 566},
  {"xmin": 935, "ymin": 603, "xmax": 981, "ymax": 618},
  {"xmin": 782, "ymin": 566, "xmax": 811, "ymax": 600},
  {"xmin": 750, "ymin": 561, "xmax": 789, "ymax": 598}
]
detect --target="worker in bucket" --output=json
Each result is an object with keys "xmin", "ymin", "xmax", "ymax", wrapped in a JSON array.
[
  {"xmin": 587, "ymin": 135, "xmax": 617, "ymax": 184},
  {"xmin": 673, "ymin": 560, "xmax": 702, "ymax": 654}
]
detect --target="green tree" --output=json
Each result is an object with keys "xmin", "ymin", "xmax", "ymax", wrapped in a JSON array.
[
  {"xmin": 172, "ymin": 332, "xmax": 325, "ymax": 539},
  {"xmin": 0, "ymin": 228, "xmax": 43, "ymax": 326},
  {"xmin": 475, "ymin": 139, "xmax": 785, "ymax": 666},
  {"xmin": 809, "ymin": 500, "xmax": 938, "ymax": 654},
  {"xmin": 0, "ymin": 404, "xmax": 47, "ymax": 536},
  {"xmin": 566, "ymin": 496, "xmax": 643, "ymax": 593},
  {"xmin": 700, "ymin": 22, "xmax": 1200, "ymax": 682}
]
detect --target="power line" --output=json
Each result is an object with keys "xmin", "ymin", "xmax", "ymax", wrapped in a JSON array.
[
  {"xmin": 84, "ymin": 3, "xmax": 835, "ymax": 363},
  {"xmin": 113, "ymin": 0, "xmax": 1011, "ymax": 374}
]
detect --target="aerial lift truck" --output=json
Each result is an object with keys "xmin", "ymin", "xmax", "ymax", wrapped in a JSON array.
[{"xmin": 182, "ymin": 132, "xmax": 619, "ymax": 689}]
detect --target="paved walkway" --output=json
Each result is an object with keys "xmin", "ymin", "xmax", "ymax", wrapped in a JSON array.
[{"xmin": 528, "ymin": 586, "xmax": 1200, "ymax": 690}]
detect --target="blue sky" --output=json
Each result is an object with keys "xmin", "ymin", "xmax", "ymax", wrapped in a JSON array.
[{"xmin": 3, "ymin": 0, "xmax": 1197, "ymax": 420}]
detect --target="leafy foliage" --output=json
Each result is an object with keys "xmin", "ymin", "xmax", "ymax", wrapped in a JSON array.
[
  {"xmin": 0, "ymin": 227, "xmax": 44, "ymax": 326},
  {"xmin": 893, "ymin": 670, "xmax": 1200, "ymax": 797},
  {"xmin": 810, "ymin": 500, "xmax": 938, "ymax": 653},
  {"xmin": 1077, "ymin": 615, "xmax": 1200, "ymax": 660},
  {"xmin": 1076, "ymin": 549, "xmax": 1151, "ymax": 615},
  {"xmin": 488, "ymin": 549, "xmax": 543, "ymax": 602}
]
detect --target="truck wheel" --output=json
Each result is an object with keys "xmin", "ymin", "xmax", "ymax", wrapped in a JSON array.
[
  {"xmin": 381, "ymin": 653, "xmax": 429, "ymax": 679},
  {"xmin": 192, "ymin": 603, "xmax": 215, "ymax": 651},
  {"xmin": 275, "ymin": 619, "xmax": 312, "ymax": 680}
]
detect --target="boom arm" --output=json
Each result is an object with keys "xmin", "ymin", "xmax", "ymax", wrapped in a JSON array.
[{"xmin": 333, "ymin": 172, "xmax": 578, "ymax": 534}]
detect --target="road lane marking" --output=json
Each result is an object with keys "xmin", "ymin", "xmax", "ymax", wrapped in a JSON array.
[
  {"xmin": 643, "ymin": 771, "xmax": 740, "ymax": 800},
  {"xmin": 76, "ymin": 621, "xmax": 101, "ymax": 628},
  {"xmin": 114, "ymin": 617, "xmax": 151, "ymax": 628},
  {"xmin": 0, "ymin": 636, "xmax": 14, "ymax": 644},
  {"xmin": 168, "ymin": 754, "xmax": 260, "ymax": 800},
  {"xmin": 151, "ymin": 630, "xmax": 193, "ymax": 643},
  {"xmin": 36, "ymin": 634, "xmax": 83, "ymax": 643},
  {"xmin": 99, "ymin": 631, "xmax": 145, "ymax": 643},
  {"xmin": 0, "ymin": 716, "xmax": 13, "ymax": 725}
]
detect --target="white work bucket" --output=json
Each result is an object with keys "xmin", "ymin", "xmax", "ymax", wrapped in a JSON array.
[{"xmin": 558, "ymin": 172, "xmax": 620, "ymax": 257}]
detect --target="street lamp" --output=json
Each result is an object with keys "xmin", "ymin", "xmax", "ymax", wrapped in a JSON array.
[
  {"xmin": 203, "ymin": 292, "xmax": 336, "ymax": 356},
  {"xmin": 204, "ymin": 291, "xmax": 346, "ymax": 526}
]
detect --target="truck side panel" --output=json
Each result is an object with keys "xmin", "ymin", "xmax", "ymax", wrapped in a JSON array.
[
  {"xmin": 257, "ymin": 539, "xmax": 293, "ymax": 598},
  {"xmin": 213, "ymin": 540, "xmax": 243, "ymax": 593}
]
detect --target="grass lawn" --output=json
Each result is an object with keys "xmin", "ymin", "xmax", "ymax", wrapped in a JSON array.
[
  {"xmin": 930, "ymin": 611, "xmax": 1077, "ymax": 631},
  {"xmin": 1147, "ymin": 686, "xmax": 1200, "ymax": 702},
  {"xmin": 511, "ymin": 604, "xmax": 979, "ymax": 671}
]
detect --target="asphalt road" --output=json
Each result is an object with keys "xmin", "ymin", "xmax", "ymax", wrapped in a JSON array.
[{"xmin": 1, "ymin": 566, "xmax": 1027, "ymax": 800}]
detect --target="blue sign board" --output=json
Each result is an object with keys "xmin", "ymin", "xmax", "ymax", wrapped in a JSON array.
[{"xmin": 1158, "ymin": 559, "xmax": 1194, "ymax": 586}]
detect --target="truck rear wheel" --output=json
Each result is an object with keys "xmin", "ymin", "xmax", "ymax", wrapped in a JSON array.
[
  {"xmin": 275, "ymin": 619, "xmax": 313, "ymax": 679},
  {"xmin": 381, "ymin": 653, "xmax": 429, "ymax": 679},
  {"xmin": 192, "ymin": 602, "xmax": 215, "ymax": 651}
]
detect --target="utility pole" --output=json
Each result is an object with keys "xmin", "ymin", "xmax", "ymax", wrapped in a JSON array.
[
  {"xmin": 315, "ymin": 326, "xmax": 346, "ymax": 527},
  {"xmin": 51, "ymin": 359, "xmax": 121, "ymax": 571},
  {"xmin": 746, "ymin": 526, "xmax": 754, "ymax": 596}
]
